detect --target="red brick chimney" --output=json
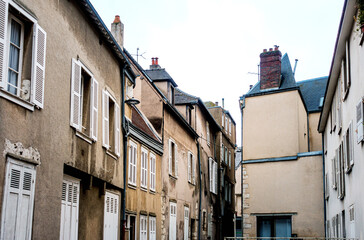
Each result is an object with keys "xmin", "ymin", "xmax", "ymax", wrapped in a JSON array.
[
  {"xmin": 150, "ymin": 57, "xmax": 161, "ymax": 69},
  {"xmin": 111, "ymin": 15, "xmax": 124, "ymax": 50},
  {"xmin": 260, "ymin": 46, "xmax": 282, "ymax": 90}
]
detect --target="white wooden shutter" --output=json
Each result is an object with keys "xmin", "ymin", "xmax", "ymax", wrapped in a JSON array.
[
  {"xmin": 192, "ymin": 155, "xmax": 195, "ymax": 184},
  {"xmin": 150, "ymin": 153, "xmax": 156, "ymax": 191},
  {"xmin": 184, "ymin": 207, "xmax": 189, "ymax": 240},
  {"xmin": 356, "ymin": 100, "xmax": 363, "ymax": 143},
  {"xmin": 103, "ymin": 192, "xmax": 119, "ymax": 240},
  {"xmin": 0, "ymin": 0, "xmax": 8, "ymax": 89},
  {"xmin": 149, "ymin": 217, "xmax": 156, "ymax": 240},
  {"xmin": 103, "ymin": 90, "xmax": 110, "ymax": 148},
  {"xmin": 115, "ymin": 103, "xmax": 120, "ymax": 156},
  {"xmin": 188, "ymin": 153, "xmax": 191, "ymax": 182},
  {"xmin": 343, "ymin": 131, "xmax": 348, "ymax": 171},
  {"xmin": 70, "ymin": 59, "xmax": 82, "ymax": 129},
  {"xmin": 90, "ymin": 78, "xmax": 98, "ymax": 141},
  {"xmin": 168, "ymin": 140, "xmax": 172, "ymax": 175},
  {"xmin": 349, "ymin": 122, "xmax": 354, "ymax": 166},
  {"xmin": 60, "ymin": 177, "xmax": 79, "ymax": 240},
  {"xmin": 175, "ymin": 144, "xmax": 178, "ymax": 177},
  {"xmin": 346, "ymin": 40, "xmax": 351, "ymax": 87},
  {"xmin": 332, "ymin": 157, "xmax": 336, "ymax": 189},
  {"xmin": 169, "ymin": 202, "xmax": 177, "ymax": 240},
  {"xmin": 2, "ymin": 160, "xmax": 36, "ymax": 240},
  {"xmin": 31, "ymin": 24, "xmax": 47, "ymax": 108},
  {"xmin": 209, "ymin": 158, "xmax": 213, "ymax": 192},
  {"xmin": 214, "ymin": 161, "xmax": 218, "ymax": 194}
]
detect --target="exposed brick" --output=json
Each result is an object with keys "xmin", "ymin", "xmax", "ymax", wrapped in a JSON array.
[{"xmin": 260, "ymin": 49, "xmax": 282, "ymax": 90}]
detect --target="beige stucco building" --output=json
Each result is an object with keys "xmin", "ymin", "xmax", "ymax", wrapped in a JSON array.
[
  {"xmin": 318, "ymin": 0, "xmax": 364, "ymax": 238},
  {"xmin": 239, "ymin": 47, "xmax": 326, "ymax": 237}
]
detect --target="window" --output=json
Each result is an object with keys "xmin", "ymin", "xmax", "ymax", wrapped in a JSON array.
[
  {"xmin": 140, "ymin": 215, "xmax": 147, "ymax": 240},
  {"xmin": 141, "ymin": 147, "xmax": 148, "ymax": 189},
  {"xmin": 209, "ymin": 158, "xmax": 217, "ymax": 194},
  {"xmin": 103, "ymin": 192, "xmax": 119, "ymax": 240},
  {"xmin": 342, "ymin": 40, "xmax": 351, "ymax": 99},
  {"xmin": 343, "ymin": 122, "xmax": 354, "ymax": 173},
  {"xmin": 349, "ymin": 205, "xmax": 355, "ymax": 238},
  {"xmin": 206, "ymin": 122, "xmax": 210, "ymax": 146},
  {"xmin": 332, "ymin": 95, "xmax": 337, "ymax": 131},
  {"xmin": 337, "ymin": 77, "xmax": 342, "ymax": 133},
  {"xmin": 208, "ymin": 212, "xmax": 212, "ymax": 237},
  {"xmin": 102, "ymin": 89, "xmax": 120, "ymax": 156},
  {"xmin": 0, "ymin": 1, "xmax": 47, "ymax": 110},
  {"xmin": 1, "ymin": 157, "xmax": 36, "ymax": 240},
  {"xmin": 221, "ymin": 144, "xmax": 224, "ymax": 163},
  {"xmin": 224, "ymin": 181, "xmax": 228, "ymax": 201},
  {"xmin": 325, "ymin": 173, "xmax": 329, "ymax": 200},
  {"xmin": 149, "ymin": 216, "xmax": 156, "ymax": 240},
  {"xmin": 228, "ymin": 151, "xmax": 231, "ymax": 168},
  {"xmin": 202, "ymin": 210, "xmax": 207, "ymax": 231},
  {"xmin": 126, "ymin": 215, "xmax": 136, "ymax": 240},
  {"xmin": 150, "ymin": 153, "xmax": 156, "ymax": 191},
  {"xmin": 221, "ymin": 113, "xmax": 224, "ymax": 128},
  {"xmin": 70, "ymin": 59, "xmax": 99, "ymax": 141},
  {"xmin": 188, "ymin": 152, "xmax": 195, "ymax": 184},
  {"xmin": 336, "ymin": 145, "xmax": 345, "ymax": 199},
  {"xmin": 169, "ymin": 202, "xmax": 177, "ymax": 240},
  {"xmin": 225, "ymin": 116, "xmax": 228, "ymax": 133},
  {"xmin": 332, "ymin": 157, "xmax": 337, "ymax": 189},
  {"xmin": 60, "ymin": 175, "xmax": 79, "ymax": 240},
  {"xmin": 184, "ymin": 207, "xmax": 189, "ymax": 240},
  {"xmin": 225, "ymin": 147, "xmax": 228, "ymax": 164},
  {"xmin": 168, "ymin": 139, "xmax": 178, "ymax": 177},
  {"xmin": 186, "ymin": 106, "xmax": 192, "ymax": 125},
  {"xmin": 229, "ymin": 119, "xmax": 232, "ymax": 136},
  {"xmin": 257, "ymin": 216, "xmax": 291, "ymax": 237},
  {"xmin": 228, "ymin": 183, "xmax": 232, "ymax": 203},
  {"xmin": 128, "ymin": 141, "xmax": 137, "ymax": 186},
  {"xmin": 356, "ymin": 99, "xmax": 364, "ymax": 143}
]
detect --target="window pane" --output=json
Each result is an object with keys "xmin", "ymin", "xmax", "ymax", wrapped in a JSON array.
[
  {"xmin": 10, "ymin": 20, "xmax": 21, "ymax": 47},
  {"xmin": 7, "ymin": 70, "xmax": 17, "ymax": 94}
]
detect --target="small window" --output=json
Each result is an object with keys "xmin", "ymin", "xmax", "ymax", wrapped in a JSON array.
[
  {"xmin": 140, "ymin": 147, "xmax": 148, "ymax": 189},
  {"xmin": 0, "ymin": 2, "xmax": 47, "ymax": 109},
  {"xmin": 186, "ymin": 106, "xmax": 192, "ymax": 125},
  {"xmin": 150, "ymin": 153, "xmax": 156, "ymax": 191},
  {"xmin": 102, "ymin": 90, "xmax": 120, "ymax": 156},
  {"xmin": 128, "ymin": 141, "xmax": 137, "ymax": 186},
  {"xmin": 206, "ymin": 122, "xmax": 210, "ymax": 146},
  {"xmin": 169, "ymin": 139, "xmax": 178, "ymax": 177},
  {"xmin": 188, "ymin": 152, "xmax": 195, "ymax": 184}
]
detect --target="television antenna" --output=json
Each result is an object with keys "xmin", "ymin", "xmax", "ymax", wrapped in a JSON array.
[{"xmin": 132, "ymin": 48, "xmax": 146, "ymax": 62}]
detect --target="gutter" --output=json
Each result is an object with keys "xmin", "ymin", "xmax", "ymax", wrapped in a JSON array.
[
  {"xmin": 239, "ymin": 96, "xmax": 245, "ymax": 236},
  {"xmin": 322, "ymin": 134, "xmax": 327, "ymax": 237},
  {"xmin": 197, "ymin": 141, "xmax": 202, "ymax": 240}
]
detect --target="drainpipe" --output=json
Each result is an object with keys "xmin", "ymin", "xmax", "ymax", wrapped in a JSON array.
[
  {"xmin": 120, "ymin": 63, "xmax": 128, "ymax": 240},
  {"xmin": 239, "ymin": 97, "xmax": 245, "ymax": 237},
  {"xmin": 307, "ymin": 113, "xmax": 311, "ymax": 152},
  {"xmin": 321, "ymin": 133, "xmax": 327, "ymax": 237},
  {"xmin": 214, "ymin": 135, "xmax": 222, "ymax": 240},
  {"xmin": 197, "ymin": 141, "xmax": 202, "ymax": 240}
]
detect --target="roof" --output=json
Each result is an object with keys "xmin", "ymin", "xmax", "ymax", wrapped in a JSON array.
[
  {"xmin": 246, "ymin": 53, "xmax": 296, "ymax": 96},
  {"xmin": 297, "ymin": 77, "xmax": 328, "ymax": 113},
  {"xmin": 131, "ymin": 106, "xmax": 161, "ymax": 142},
  {"xmin": 145, "ymin": 68, "xmax": 178, "ymax": 87}
]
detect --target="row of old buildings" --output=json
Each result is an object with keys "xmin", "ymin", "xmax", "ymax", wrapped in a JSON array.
[
  {"xmin": 0, "ymin": 0, "xmax": 236, "ymax": 239},
  {"xmin": 235, "ymin": 0, "xmax": 364, "ymax": 238}
]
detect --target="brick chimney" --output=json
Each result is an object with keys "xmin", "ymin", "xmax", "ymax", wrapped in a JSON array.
[
  {"xmin": 150, "ymin": 57, "xmax": 161, "ymax": 70},
  {"xmin": 260, "ymin": 46, "xmax": 282, "ymax": 90},
  {"xmin": 111, "ymin": 15, "xmax": 124, "ymax": 50}
]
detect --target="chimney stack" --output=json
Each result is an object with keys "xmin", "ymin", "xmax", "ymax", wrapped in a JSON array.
[
  {"xmin": 260, "ymin": 45, "xmax": 282, "ymax": 90},
  {"xmin": 111, "ymin": 15, "xmax": 124, "ymax": 49},
  {"xmin": 150, "ymin": 57, "xmax": 161, "ymax": 69},
  {"xmin": 215, "ymin": 102, "xmax": 219, "ymax": 106}
]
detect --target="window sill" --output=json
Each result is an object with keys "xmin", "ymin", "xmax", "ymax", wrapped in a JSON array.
[
  {"xmin": 149, "ymin": 189, "xmax": 156, "ymax": 194},
  {"xmin": 128, "ymin": 183, "xmax": 137, "ymax": 189},
  {"xmin": 188, "ymin": 181, "xmax": 196, "ymax": 186},
  {"xmin": 169, "ymin": 174, "xmax": 178, "ymax": 180},
  {"xmin": 0, "ymin": 89, "xmax": 35, "ymax": 111},
  {"xmin": 106, "ymin": 149, "xmax": 118, "ymax": 160},
  {"xmin": 141, "ymin": 187, "xmax": 148, "ymax": 192},
  {"xmin": 75, "ymin": 131, "xmax": 93, "ymax": 144}
]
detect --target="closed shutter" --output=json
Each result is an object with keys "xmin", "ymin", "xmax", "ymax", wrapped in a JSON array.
[
  {"xmin": 2, "ymin": 159, "xmax": 36, "ymax": 240},
  {"xmin": 141, "ymin": 148, "xmax": 147, "ymax": 188},
  {"xmin": 149, "ymin": 217, "xmax": 156, "ymax": 240},
  {"xmin": 60, "ymin": 177, "xmax": 79, "ymax": 240},
  {"xmin": 103, "ymin": 192, "xmax": 119, "ymax": 240},
  {"xmin": 150, "ymin": 153, "xmax": 156, "ymax": 191},
  {"xmin": 128, "ymin": 142, "xmax": 137, "ymax": 185},
  {"xmin": 169, "ymin": 140, "xmax": 172, "ymax": 175},
  {"xmin": 31, "ymin": 24, "xmax": 46, "ymax": 108},
  {"xmin": 209, "ymin": 158, "xmax": 212, "ymax": 192},
  {"xmin": 169, "ymin": 202, "xmax": 177, "ymax": 240},
  {"xmin": 184, "ymin": 207, "xmax": 189, "ymax": 240},
  {"xmin": 90, "ymin": 78, "xmax": 98, "ymax": 141},
  {"xmin": 103, "ymin": 90, "xmax": 109, "ymax": 148},
  {"xmin": 188, "ymin": 153, "xmax": 191, "ymax": 182},
  {"xmin": 115, "ymin": 103, "xmax": 120, "ymax": 156},
  {"xmin": 0, "ymin": 0, "xmax": 8, "ymax": 89},
  {"xmin": 356, "ymin": 100, "xmax": 363, "ymax": 143},
  {"xmin": 140, "ymin": 215, "xmax": 147, "ymax": 240},
  {"xmin": 70, "ymin": 59, "xmax": 82, "ymax": 130}
]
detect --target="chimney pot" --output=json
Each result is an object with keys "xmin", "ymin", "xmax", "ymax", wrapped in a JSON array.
[
  {"xmin": 155, "ymin": 57, "xmax": 159, "ymax": 66},
  {"xmin": 113, "ymin": 15, "xmax": 121, "ymax": 23},
  {"xmin": 215, "ymin": 102, "xmax": 218, "ymax": 106},
  {"xmin": 269, "ymin": 48, "xmax": 273, "ymax": 51},
  {"xmin": 263, "ymin": 49, "xmax": 267, "ymax": 52}
]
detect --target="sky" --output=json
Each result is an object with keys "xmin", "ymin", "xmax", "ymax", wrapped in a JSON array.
[{"xmin": 90, "ymin": 0, "xmax": 344, "ymax": 146}]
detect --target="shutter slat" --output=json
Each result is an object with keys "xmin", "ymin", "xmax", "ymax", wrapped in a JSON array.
[
  {"xmin": 31, "ymin": 24, "xmax": 47, "ymax": 108},
  {"xmin": 70, "ymin": 59, "xmax": 81, "ymax": 129},
  {"xmin": 91, "ymin": 78, "xmax": 98, "ymax": 141},
  {"xmin": 0, "ymin": 0, "xmax": 8, "ymax": 89}
]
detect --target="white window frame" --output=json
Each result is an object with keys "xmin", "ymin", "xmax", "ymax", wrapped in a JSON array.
[
  {"xmin": 102, "ymin": 89, "xmax": 120, "ymax": 156},
  {"xmin": 206, "ymin": 121, "xmax": 210, "ymax": 146},
  {"xmin": 0, "ymin": 0, "xmax": 47, "ymax": 110},
  {"xmin": 169, "ymin": 202, "xmax": 177, "ymax": 240},
  {"xmin": 168, "ymin": 138, "xmax": 178, "ymax": 178},
  {"xmin": 128, "ymin": 140, "xmax": 137, "ymax": 186},
  {"xmin": 103, "ymin": 191, "xmax": 119, "ymax": 240},
  {"xmin": 209, "ymin": 158, "xmax": 217, "ymax": 194},
  {"xmin": 188, "ymin": 151, "xmax": 195, "ymax": 184},
  {"xmin": 149, "ymin": 152, "xmax": 156, "ymax": 192},
  {"xmin": 139, "ymin": 215, "xmax": 147, "ymax": 240},
  {"xmin": 60, "ymin": 175, "xmax": 80, "ymax": 240},
  {"xmin": 184, "ymin": 206, "xmax": 189, "ymax": 240},
  {"xmin": 229, "ymin": 119, "xmax": 232, "ymax": 136},
  {"xmin": 0, "ymin": 157, "xmax": 37, "ymax": 240},
  {"xmin": 149, "ymin": 216, "xmax": 156, "ymax": 240},
  {"xmin": 140, "ymin": 147, "xmax": 148, "ymax": 189}
]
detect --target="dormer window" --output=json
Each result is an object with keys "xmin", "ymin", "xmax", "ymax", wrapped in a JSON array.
[
  {"xmin": 186, "ymin": 106, "xmax": 192, "ymax": 124},
  {"xmin": 170, "ymin": 85, "xmax": 175, "ymax": 105}
]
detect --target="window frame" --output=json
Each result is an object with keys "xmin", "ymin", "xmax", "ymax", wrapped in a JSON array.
[
  {"xmin": 139, "ymin": 215, "xmax": 147, "ymax": 240},
  {"xmin": 149, "ymin": 152, "xmax": 156, "ymax": 192},
  {"xmin": 206, "ymin": 122, "xmax": 210, "ymax": 146},
  {"xmin": 140, "ymin": 147, "xmax": 148, "ymax": 189},
  {"xmin": 102, "ymin": 89, "xmax": 120, "ymax": 156},
  {"xmin": 128, "ymin": 140, "xmax": 137, "ymax": 186},
  {"xmin": 149, "ymin": 216, "xmax": 156, "ymax": 240},
  {"xmin": 168, "ymin": 138, "xmax": 178, "ymax": 178}
]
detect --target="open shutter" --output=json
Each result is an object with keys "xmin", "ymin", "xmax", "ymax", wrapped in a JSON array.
[
  {"xmin": 188, "ymin": 153, "xmax": 191, "ymax": 182},
  {"xmin": 192, "ymin": 155, "xmax": 195, "ymax": 184},
  {"xmin": 70, "ymin": 59, "xmax": 81, "ymax": 129},
  {"xmin": 90, "ymin": 78, "xmax": 98, "ymax": 141},
  {"xmin": 332, "ymin": 157, "xmax": 336, "ymax": 189},
  {"xmin": 349, "ymin": 122, "xmax": 354, "ymax": 166},
  {"xmin": 214, "ymin": 161, "xmax": 218, "ymax": 194},
  {"xmin": 175, "ymin": 144, "xmax": 178, "ymax": 177},
  {"xmin": 343, "ymin": 132, "xmax": 348, "ymax": 172},
  {"xmin": 209, "ymin": 158, "xmax": 212, "ymax": 192},
  {"xmin": 0, "ymin": 0, "xmax": 8, "ymax": 89},
  {"xmin": 168, "ymin": 140, "xmax": 172, "ymax": 175},
  {"xmin": 102, "ymin": 90, "xmax": 109, "ymax": 148},
  {"xmin": 356, "ymin": 100, "xmax": 363, "ymax": 143},
  {"xmin": 114, "ymin": 103, "xmax": 120, "ymax": 156},
  {"xmin": 31, "ymin": 24, "xmax": 47, "ymax": 108},
  {"xmin": 346, "ymin": 41, "xmax": 351, "ymax": 87}
]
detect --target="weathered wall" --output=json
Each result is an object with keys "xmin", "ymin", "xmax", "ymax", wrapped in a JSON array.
[{"xmin": 308, "ymin": 112, "xmax": 322, "ymax": 151}]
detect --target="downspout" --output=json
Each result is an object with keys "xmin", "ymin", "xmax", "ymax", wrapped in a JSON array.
[
  {"xmin": 120, "ymin": 64, "xmax": 128, "ymax": 240},
  {"xmin": 321, "ymin": 133, "xmax": 327, "ymax": 237},
  {"xmin": 240, "ymin": 97, "xmax": 244, "ymax": 236},
  {"xmin": 307, "ymin": 113, "xmax": 311, "ymax": 152},
  {"xmin": 197, "ymin": 140, "xmax": 202, "ymax": 240},
  {"xmin": 214, "ymin": 134, "xmax": 222, "ymax": 240}
]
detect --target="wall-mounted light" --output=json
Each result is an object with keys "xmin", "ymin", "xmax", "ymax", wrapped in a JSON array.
[{"xmin": 125, "ymin": 97, "xmax": 140, "ymax": 105}]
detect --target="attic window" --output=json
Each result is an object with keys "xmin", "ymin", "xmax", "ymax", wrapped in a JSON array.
[
  {"xmin": 319, "ymin": 97, "xmax": 324, "ymax": 108},
  {"xmin": 170, "ymin": 86, "xmax": 175, "ymax": 105}
]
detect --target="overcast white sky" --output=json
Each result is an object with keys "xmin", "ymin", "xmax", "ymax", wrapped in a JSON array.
[{"xmin": 91, "ymin": 0, "xmax": 344, "ymax": 145}]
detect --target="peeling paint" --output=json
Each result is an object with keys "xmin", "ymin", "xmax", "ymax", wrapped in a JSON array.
[{"xmin": 3, "ymin": 139, "xmax": 40, "ymax": 164}]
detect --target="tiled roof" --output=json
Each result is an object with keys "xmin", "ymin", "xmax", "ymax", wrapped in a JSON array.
[
  {"xmin": 175, "ymin": 88, "xmax": 198, "ymax": 105},
  {"xmin": 145, "ymin": 69, "xmax": 178, "ymax": 87},
  {"xmin": 131, "ymin": 106, "xmax": 161, "ymax": 142},
  {"xmin": 246, "ymin": 53, "xmax": 296, "ymax": 96},
  {"xmin": 297, "ymin": 77, "xmax": 328, "ymax": 112}
]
